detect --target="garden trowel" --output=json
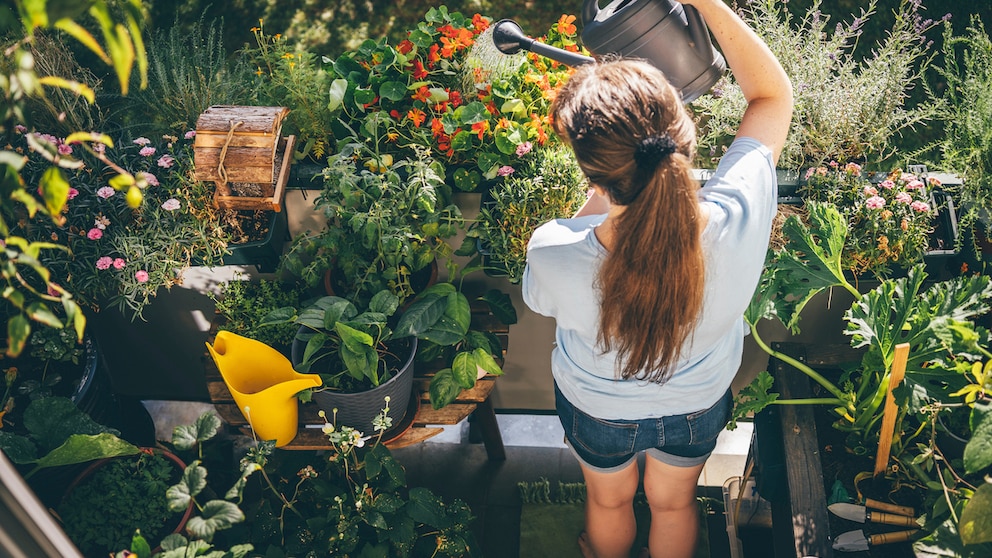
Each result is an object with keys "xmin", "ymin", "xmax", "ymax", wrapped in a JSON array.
[
  {"xmin": 832, "ymin": 529, "xmax": 919, "ymax": 552},
  {"xmin": 828, "ymin": 502, "xmax": 920, "ymax": 527}
]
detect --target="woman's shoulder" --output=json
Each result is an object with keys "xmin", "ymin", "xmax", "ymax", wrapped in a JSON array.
[{"xmin": 528, "ymin": 215, "xmax": 604, "ymax": 251}]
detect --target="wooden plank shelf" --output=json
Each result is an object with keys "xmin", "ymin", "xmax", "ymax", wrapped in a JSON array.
[{"xmin": 204, "ymin": 302, "xmax": 509, "ymax": 459}]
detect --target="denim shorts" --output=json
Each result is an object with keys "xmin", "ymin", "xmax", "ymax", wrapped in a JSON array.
[{"xmin": 555, "ymin": 383, "xmax": 733, "ymax": 473}]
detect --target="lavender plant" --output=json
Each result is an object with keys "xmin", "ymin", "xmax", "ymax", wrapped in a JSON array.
[{"xmin": 694, "ymin": 0, "xmax": 947, "ymax": 170}]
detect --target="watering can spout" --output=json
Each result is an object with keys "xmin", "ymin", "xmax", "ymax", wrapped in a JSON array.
[
  {"xmin": 206, "ymin": 331, "xmax": 322, "ymax": 446},
  {"xmin": 492, "ymin": 19, "xmax": 595, "ymax": 67}
]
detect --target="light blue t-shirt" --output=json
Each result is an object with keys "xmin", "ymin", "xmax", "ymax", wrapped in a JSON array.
[{"xmin": 522, "ymin": 137, "xmax": 777, "ymax": 419}]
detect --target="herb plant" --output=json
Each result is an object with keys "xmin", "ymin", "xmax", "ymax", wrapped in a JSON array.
[
  {"xmin": 60, "ymin": 450, "xmax": 183, "ymax": 556},
  {"xmin": 693, "ymin": 0, "xmax": 945, "ymax": 169},
  {"xmin": 212, "ymin": 274, "xmax": 312, "ymax": 351},
  {"xmin": 470, "ymin": 144, "xmax": 588, "ymax": 282}
]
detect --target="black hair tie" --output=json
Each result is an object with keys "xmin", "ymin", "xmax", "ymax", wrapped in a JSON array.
[{"xmin": 634, "ymin": 133, "xmax": 677, "ymax": 169}]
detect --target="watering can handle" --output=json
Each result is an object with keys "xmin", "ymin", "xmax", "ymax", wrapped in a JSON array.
[
  {"xmin": 683, "ymin": 4, "xmax": 717, "ymax": 59},
  {"xmin": 582, "ymin": 0, "xmax": 600, "ymax": 25}
]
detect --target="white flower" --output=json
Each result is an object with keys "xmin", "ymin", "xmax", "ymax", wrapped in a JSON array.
[{"xmin": 161, "ymin": 198, "xmax": 181, "ymax": 211}]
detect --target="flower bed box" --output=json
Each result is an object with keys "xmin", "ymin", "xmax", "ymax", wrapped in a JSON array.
[{"xmin": 193, "ymin": 105, "xmax": 292, "ymax": 211}]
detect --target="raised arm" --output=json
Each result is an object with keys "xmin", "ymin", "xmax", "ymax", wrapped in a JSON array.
[{"xmin": 683, "ymin": 0, "xmax": 793, "ymax": 165}]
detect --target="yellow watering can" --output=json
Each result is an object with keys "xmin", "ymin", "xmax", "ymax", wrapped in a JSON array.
[{"xmin": 205, "ymin": 331, "xmax": 322, "ymax": 447}]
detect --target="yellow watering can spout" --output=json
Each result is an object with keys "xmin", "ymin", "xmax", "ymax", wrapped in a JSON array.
[{"xmin": 206, "ymin": 331, "xmax": 322, "ymax": 447}]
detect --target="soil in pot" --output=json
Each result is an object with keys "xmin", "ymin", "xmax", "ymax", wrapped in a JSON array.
[{"xmin": 57, "ymin": 448, "xmax": 193, "ymax": 557}]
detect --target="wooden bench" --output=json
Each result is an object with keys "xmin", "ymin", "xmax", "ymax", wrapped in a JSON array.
[{"xmin": 204, "ymin": 303, "xmax": 508, "ymax": 460}]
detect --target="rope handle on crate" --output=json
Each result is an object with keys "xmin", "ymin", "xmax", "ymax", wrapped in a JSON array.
[{"xmin": 216, "ymin": 119, "xmax": 244, "ymax": 187}]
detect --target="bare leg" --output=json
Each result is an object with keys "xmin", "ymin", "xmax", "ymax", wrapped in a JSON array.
[
  {"xmin": 642, "ymin": 455, "xmax": 705, "ymax": 558},
  {"xmin": 578, "ymin": 459, "xmax": 640, "ymax": 558}
]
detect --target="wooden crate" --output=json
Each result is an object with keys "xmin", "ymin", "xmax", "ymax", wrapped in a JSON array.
[{"xmin": 193, "ymin": 105, "xmax": 292, "ymax": 211}]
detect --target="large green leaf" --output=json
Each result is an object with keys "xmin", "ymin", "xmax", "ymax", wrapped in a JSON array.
[
  {"xmin": 960, "ymin": 483, "xmax": 992, "ymax": 545},
  {"xmin": 451, "ymin": 351, "xmax": 477, "ymax": 389},
  {"xmin": 23, "ymin": 396, "xmax": 118, "ymax": 453},
  {"xmin": 965, "ymin": 402, "xmax": 992, "ymax": 474},
  {"xmin": 406, "ymin": 487, "xmax": 446, "ymax": 526},
  {"xmin": 185, "ymin": 500, "xmax": 245, "ymax": 542},
  {"xmin": 31, "ymin": 433, "xmax": 138, "ymax": 470},
  {"xmin": 481, "ymin": 289, "xmax": 517, "ymax": 325},
  {"xmin": 428, "ymin": 368, "xmax": 461, "ymax": 409},
  {"xmin": 167, "ymin": 461, "xmax": 207, "ymax": 512},
  {"xmin": 0, "ymin": 431, "xmax": 38, "ymax": 464},
  {"xmin": 172, "ymin": 412, "xmax": 221, "ymax": 450}
]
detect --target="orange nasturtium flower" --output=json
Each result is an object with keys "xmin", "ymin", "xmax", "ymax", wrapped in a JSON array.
[
  {"xmin": 471, "ymin": 120, "xmax": 490, "ymax": 140},
  {"xmin": 557, "ymin": 14, "xmax": 577, "ymax": 36},
  {"xmin": 472, "ymin": 14, "xmax": 490, "ymax": 34},
  {"xmin": 428, "ymin": 44, "xmax": 441, "ymax": 66},
  {"xmin": 408, "ymin": 109, "xmax": 427, "ymax": 127},
  {"xmin": 412, "ymin": 86, "xmax": 432, "ymax": 103},
  {"xmin": 397, "ymin": 39, "xmax": 414, "ymax": 55}
]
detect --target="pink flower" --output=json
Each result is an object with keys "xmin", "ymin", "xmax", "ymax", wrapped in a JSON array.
[
  {"xmin": 139, "ymin": 172, "xmax": 159, "ymax": 186},
  {"xmin": 47, "ymin": 283, "xmax": 61, "ymax": 297},
  {"xmin": 161, "ymin": 198, "xmax": 181, "ymax": 211},
  {"xmin": 906, "ymin": 180, "xmax": 925, "ymax": 190},
  {"xmin": 863, "ymin": 186, "xmax": 878, "ymax": 197},
  {"xmin": 901, "ymin": 173, "xmax": 918, "ymax": 183},
  {"xmin": 93, "ymin": 143, "xmax": 106, "ymax": 154},
  {"xmin": 57, "ymin": 143, "xmax": 73, "ymax": 155},
  {"xmin": 135, "ymin": 270, "xmax": 149, "ymax": 283},
  {"xmin": 133, "ymin": 137, "xmax": 151, "ymax": 146},
  {"xmin": 97, "ymin": 186, "xmax": 115, "ymax": 199},
  {"xmin": 14, "ymin": 124, "xmax": 27, "ymax": 134},
  {"xmin": 845, "ymin": 162, "xmax": 862, "ymax": 175},
  {"xmin": 95, "ymin": 256, "xmax": 113, "ymax": 270},
  {"xmin": 157, "ymin": 154, "xmax": 175, "ymax": 168},
  {"xmin": 895, "ymin": 192, "xmax": 912, "ymax": 204},
  {"xmin": 112, "ymin": 258, "xmax": 126, "ymax": 270},
  {"xmin": 865, "ymin": 196, "xmax": 886, "ymax": 209},
  {"xmin": 515, "ymin": 141, "xmax": 533, "ymax": 157},
  {"xmin": 184, "ymin": 130, "xmax": 196, "ymax": 140},
  {"xmin": 911, "ymin": 201, "xmax": 931, "ymax": 212},
  {"xmin": 879, "ymin": 180, "xmax": 895, "ymax": 190},
  {"xmin": 139, "ymin": 146, "xmax": 156, "ymax": 157},
  {"xmin": 87, "ymin": 228, "xmax": 103, "ymax": 240},
  {"xmin": 829, "ymin": 161, "xmax": 839, "ymax": 168},
  {"xmin": 67, "ymin": 187, "xmax": 79, "ymax": 200},
  {"xmin": 497, "ymin": 165, "xmax": 515, "ymax": 177}
]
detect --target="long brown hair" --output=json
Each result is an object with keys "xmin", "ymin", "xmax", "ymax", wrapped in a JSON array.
[{"xmin": 551, "ymin": 59, "xmax": 704, "ymax": 383}]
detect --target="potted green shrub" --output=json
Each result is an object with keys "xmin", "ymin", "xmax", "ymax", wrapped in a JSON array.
[
  {"xmin": 470, "ymin": 143, "xmax": 588, "ymax": 282},
  {"xmin": 279, "ymin": 142, "xmax": 462, "ymax": 307},
  {"xmin": 261, "ymin": 290, "xmax": 422, "ymax": 434},
  {"xmin": 210, "ymin": 273, "xmax": 312, "ymax": 355},
  {"xmin": 58, "ymin": 447, "xmax": 194, "ymax": 556}
]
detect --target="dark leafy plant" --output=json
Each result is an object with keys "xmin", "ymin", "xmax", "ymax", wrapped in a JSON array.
[
  {"xmin": 735, "ymin": 201, "xmax": 992, "ymax": 552},
  {"xmin": 59, "ymin": 449, "xmax": 184, "ymax": 556},
  {"xmin": 0, "ymin": 396, "xmax": 138, "ymax": 480},
  {"xmin": 279, "ymin": 142, "xmax": 462, "ymax": 306}
]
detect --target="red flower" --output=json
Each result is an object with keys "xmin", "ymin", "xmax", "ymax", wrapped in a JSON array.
[
  {"xmin": 449, "ymin": 90, "xmax": 463, "ymax": 107},
  {"xmin": 431, "ymin": 118, "xmax": 446, "ymax": 137},
  {"xmin": 485, "ymin": 100, "xmax": 498, "ymax": 115},
  {"xmin": 362, "ymin": 95, "xmax": 380, "ymax": 109},
  {"xmin": 397, "ymin": 39, "xmax": 414, "ymax": 55},
  {"xmin": 428, "ymin": 44, "xmax": 441, "ymax": 66},
  {"xmin": 412, "ymin": 59, "xmax": 429, "ymax": 80}
]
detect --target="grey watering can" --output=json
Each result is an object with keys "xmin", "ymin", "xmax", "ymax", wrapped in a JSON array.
[{"xmin": 492, "ymin": 0, "xmax": 726, "ymax": 102}]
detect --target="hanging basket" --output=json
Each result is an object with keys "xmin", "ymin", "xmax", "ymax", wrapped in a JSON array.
[{"xmin": 193, "ymin": 105, "xmax": 293, "ymax": 211}]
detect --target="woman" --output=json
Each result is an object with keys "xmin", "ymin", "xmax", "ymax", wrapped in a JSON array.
[{"xmin": 521, "ymin": 1, "xmax": 793, "ymax": 557}]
